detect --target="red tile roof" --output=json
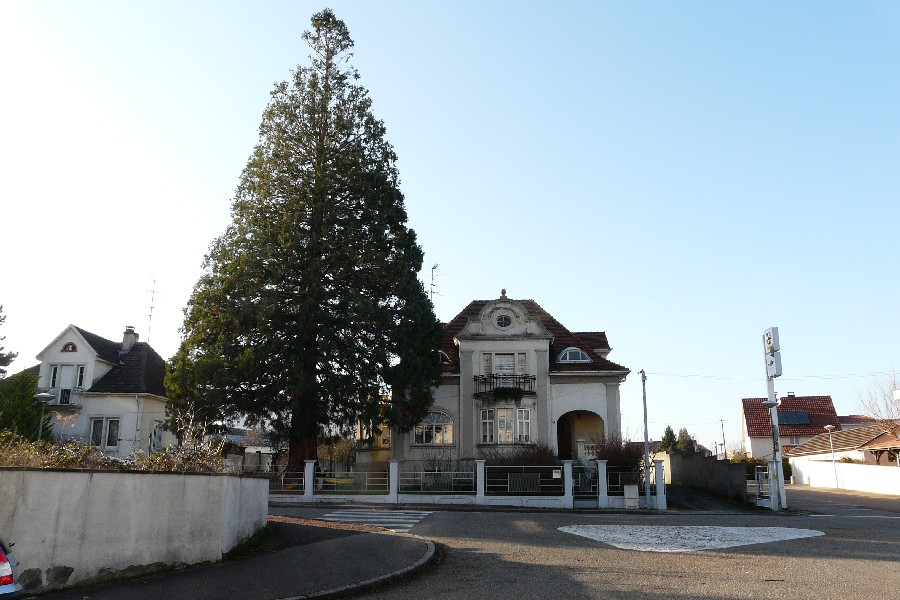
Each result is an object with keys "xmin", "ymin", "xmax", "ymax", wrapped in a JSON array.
[
  {"xmin": 742, "ymin": 395, "xmax": 840, "ymax": 438},
  {"xmin": 440, "ymin": 298, "xmax": 628, "ymax": 375}
]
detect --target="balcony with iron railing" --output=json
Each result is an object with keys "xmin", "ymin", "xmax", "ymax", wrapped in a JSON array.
[
  {"xmin": 46, "ymin": 388, "xmax": 83, "ymax": 408},
  {"xmin": 473, "ymin": 374, "xmax": 537, "ymax": 400}
]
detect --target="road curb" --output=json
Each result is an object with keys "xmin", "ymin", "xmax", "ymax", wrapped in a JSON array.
[{"xmin": 274, "ymin": 532, "xmax": 437, "ymax": 600}]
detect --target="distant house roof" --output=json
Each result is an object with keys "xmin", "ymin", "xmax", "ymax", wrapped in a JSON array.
[
  {"xmin": 440, "ymin": 298, "xmax": 628, "ymax": 375},
  {"xmin": 786, "ymin": 422, "xmax": 897, "ymax": 457},
  {"xmin": 839, "ymin": 414, "xmax": 878, "ymax": 426},
  {"xmin": 742, "ymin": 395, "xmax": 840, "ymax": 438}
]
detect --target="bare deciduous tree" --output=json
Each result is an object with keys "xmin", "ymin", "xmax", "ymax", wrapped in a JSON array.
[{"xmin": 857, "ymin": 371, "xmax": 900, "ymax": 425}]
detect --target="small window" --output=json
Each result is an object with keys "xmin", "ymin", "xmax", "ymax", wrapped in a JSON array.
[
  {"xmin": 496, "ymin": 315, "xmax": 512, "ymax": 328},
  {"xmin": 557, "ymin": 347, "xmax": 591, "ymax": 363},
  {"xmin": 414, "ymin": 411, "xmax": 453, "ymax": 445},
  {"xmin": 91, "ymin": 417, "xmax": 120, "ymax": 450},
  {"xmin": 61, "ymin": 342, "xmax": 77, "ymax": 352},
  {"xmin": 151, "ymin": 421, "xmax": 165, "ymax": 452},
  {"xmin": 481, "ymin": 409, "xmax": 495, "ymax": 443}
]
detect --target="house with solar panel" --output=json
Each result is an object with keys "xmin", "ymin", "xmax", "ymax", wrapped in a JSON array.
[
  {"xmin": 33, "ymin": 325, "xmax": 175, "ymax": 455},
  {"xmin": 388, "ymin": 291, "xmax": 630, "ymax": 463},
  {"xmin": 740, "ymin": 393, "xmax": 842, "ymax": 458}
]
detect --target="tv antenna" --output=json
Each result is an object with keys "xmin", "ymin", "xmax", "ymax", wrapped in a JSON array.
[
  {"xmin": 430, "ymin": 264, "xmax": 440, "ymax": 301},
  {"xmin": 147, "ymin": 279, "xmax": 162, "ymax": 344}
]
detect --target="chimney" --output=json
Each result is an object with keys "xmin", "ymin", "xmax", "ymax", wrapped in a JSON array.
[
  {"xmin": 787, "ymin": 392, "xmax": 795, "ymax": 397},
  {"xmin": 122, "ymin": 325, "xmax": 139, "ymax": 352}
]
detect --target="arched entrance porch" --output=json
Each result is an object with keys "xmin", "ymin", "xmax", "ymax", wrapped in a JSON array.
[{"xmin": 556, "ymin": 410, "xmax": 605, "ymax": 461}]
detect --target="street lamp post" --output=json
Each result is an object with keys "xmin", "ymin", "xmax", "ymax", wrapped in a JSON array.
[
  {"xmin": 34, "ymin": 392, "xmax": 55, "ymax": 442},
  {"xmin": 824, "ymin": 424, "xmax": 837, "ymax": 488}
]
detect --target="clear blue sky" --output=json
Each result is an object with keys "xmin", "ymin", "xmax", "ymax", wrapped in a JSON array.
[{"xmin": 3, "ymin": 1, "xmax": 899, "ymax": 451}]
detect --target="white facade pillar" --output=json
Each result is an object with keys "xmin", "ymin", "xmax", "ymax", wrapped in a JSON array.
[
  {"xmin": 596, "ymin": 459, "xmax": 609, "ymax": 508},
  {"xmin": 476, "ymin": 460, "xmax": 486, "ymax": 505},
  {"xmin": 563, "ymin": 460, "xmax": 574, "ymax": 509},
  {"xmin": 654, "ymin": 459, "xmax": 667, "ymax": 510},
  {"xmin": 303, "ymin": 460, "xmax": 315, "ymax": 501}
]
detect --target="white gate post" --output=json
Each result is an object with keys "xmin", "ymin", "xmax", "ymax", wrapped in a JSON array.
[
  {"xmin": 563, "ymin": 460, "xmax": 574, "ymax": 509},
  {"xmin": 476, "ymin": 460, "xmax": 486, "ymax": 505},
  {"xmin": 303, "ymin": 460, "xmax": 315, "ymax": 501},
  {"xmin": 654, "ymin": 459, "xmax": 667, "ymax": 510},
  {"xmin": 389, "ymin": 459, "xmax": 399, "ymax": 504},
  {"xmin": 596, "ymin": 459, "xmax": 609, "ymax": 508}
]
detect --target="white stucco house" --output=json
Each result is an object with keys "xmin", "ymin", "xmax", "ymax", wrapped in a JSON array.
[
  {"xmin": 35, "ymin": 325, "xmax": 175, "ymax": 455},
  {"xmin": 389, "ymin": 292, "xmax": 630, "ymax": 464}
]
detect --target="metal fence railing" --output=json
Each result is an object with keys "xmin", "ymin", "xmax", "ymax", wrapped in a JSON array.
[
  {"xmin": 755, "ymin": 465, "xmax": 771, "ymax": 499},
  {"xmin": 572, "ymin": 463, "xmax": 598, "ymax": 498},
  {"xmin": 317, "ymin": 463, "xmax": 390, "ymax": 494},
  {"xmin": 399, "ymin": 460, "xmax": 476, "ymax": 494},
  {"xmin": 484, "ymin": 464, "xmax": 564, "ymax": 496},
  {"xmin": 269, "ymin": 471, "xmax": 305, "ymax": 493},
  {"xmin": 606, "ymin": 466, "xmax": 644, "ymax": 496}
]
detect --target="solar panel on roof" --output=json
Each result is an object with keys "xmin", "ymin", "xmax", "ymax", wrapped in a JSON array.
[{"xmin": 779, "ymin": 411, "xmax": 810, "ymax": 425}]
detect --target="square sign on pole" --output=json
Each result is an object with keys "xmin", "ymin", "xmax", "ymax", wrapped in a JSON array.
[
  {"xmin": 763, "ymin": 327, "xmax": 780, "ymax": 354},
  {"xmin": 766, "ymin": 351, "xmax": 782, "ymax": 378}
]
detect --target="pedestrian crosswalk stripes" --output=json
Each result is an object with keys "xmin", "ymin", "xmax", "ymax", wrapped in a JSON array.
[{"xmin": 321, "ymin": 509, "xmax": 432, "ymax": 532}]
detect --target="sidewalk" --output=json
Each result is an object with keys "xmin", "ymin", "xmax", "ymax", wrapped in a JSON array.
[{"xmin": 41, "ymin": 517, "xmax": 435, "ymax": 600}]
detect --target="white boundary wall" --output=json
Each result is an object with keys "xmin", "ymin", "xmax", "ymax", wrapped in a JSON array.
[
  {"xmin": 0, "ymin": 469, "xmax": 268, "ymax": 593},
  {"xmin": 789, "ymin": 456, "xmax": 900, "ymax": 495}
]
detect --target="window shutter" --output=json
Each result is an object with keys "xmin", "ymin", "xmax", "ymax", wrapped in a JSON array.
[
  {"xmin": 517, "ymin": 353, "xmax": 526, "ymax": 374},
  {"xmin": 482, "ymin": 353, "xmax": 492, "ymax": 375}
]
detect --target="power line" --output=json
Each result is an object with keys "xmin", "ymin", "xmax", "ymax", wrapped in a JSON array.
[{"xmin": 645, "ymin": 370, "xmax": 896, "ymax": 382}]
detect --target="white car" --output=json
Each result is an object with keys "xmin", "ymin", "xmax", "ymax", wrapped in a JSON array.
[{"xmin": 0, "ymin": 538, "xmax": 22, "ymax": 599}]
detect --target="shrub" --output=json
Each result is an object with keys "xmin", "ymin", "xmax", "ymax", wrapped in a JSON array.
[
  {"xmin": 483, "ymin": 441, "xmax": 559, "ymax": 466},
  {"xmin": 593, "ymin": 434, "xmax": 645, "ymax": 468},
  {"xmin": 0, "ymin": 431, "xmax": 224, "ymax": 472}
]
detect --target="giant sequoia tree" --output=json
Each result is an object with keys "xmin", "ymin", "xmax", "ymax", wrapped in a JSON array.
[{"xmin": 168, "ymin": 10, "xmax": 443, "ymax": 469}]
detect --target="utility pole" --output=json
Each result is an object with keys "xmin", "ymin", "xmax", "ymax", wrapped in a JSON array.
[
  {"xmin": 640, "ymin": 370, "xmax": 652, "ymax": 508},
  {"xmin": 762, "ymin": 327, "xmax": 787, "ymax": 511},
  {"xmin": 720, "ymin": 419, "xmax": 727, "ymax": 459}
]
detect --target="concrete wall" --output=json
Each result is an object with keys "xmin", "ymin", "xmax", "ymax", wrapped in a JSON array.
[
  {"xmin": 661, "ymin": 451, "xmax": 747, "ymax": 501},
  {"xmin": 789, "ymin": 456, "xmax": 900, "ymax": 495},
  {"xmin": 0, "ymin": 469, "xmax": 268, "ymax": 594}
]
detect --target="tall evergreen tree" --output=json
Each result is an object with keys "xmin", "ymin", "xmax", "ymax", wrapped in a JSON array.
[
  {"xmin": 0, "ymin": 371, "xmax": 52, "ymax": 440},
  {"xmin": 0, "ymin": 305, "xmax": 17, "ymax": 378},
  {"xmin": 675, "ymin": 427, "xmax": 697, "ymax": 454},
  {"xmin": 658, "ymin": 425, "xmax": 676, "ymax": 452},
  {"xmin": 167, "ymin": 10, "xmax": 442, "ymax": 470}
]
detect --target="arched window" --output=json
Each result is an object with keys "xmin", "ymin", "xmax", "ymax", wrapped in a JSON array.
[
  {"xmin": 438, "ymin": 350, "xmax": 452, "ymax": 365},
  {"xmin": 414, "ymin": 411, "xmax": 454, "ymax": 445},
  {"xmin": 557, "ymin": 347, "xmax": 591, "ymax": 363},
  {"xmin": 61, "ymin": 342, "xmax": 77, "ymax": 352}
]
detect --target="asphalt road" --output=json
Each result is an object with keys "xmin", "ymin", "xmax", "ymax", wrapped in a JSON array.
[{"xmin": 279, "ymin": 486, "xmax": 900, "ymax": 600}]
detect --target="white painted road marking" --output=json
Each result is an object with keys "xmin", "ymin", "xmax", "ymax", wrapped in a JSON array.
[
  {"xmin": 559, "ymin": 525, "xmax": 824, "ymax": 553},
  {"xmin": 321, "ymin": 509, "xmax": 432, "ymax": 532}
]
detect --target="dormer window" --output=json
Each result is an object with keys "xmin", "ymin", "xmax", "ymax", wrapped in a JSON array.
[
  {"xmin": 61, "ymin": 342, "xmax": 77, "ymax": 352},
  {"xmin": 557, "ymin": 347, "xmax": 591, "ymax": 363},
  {"xmin": 438, "ymin": 350, "xmax": 452, "ymax": 365}
]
